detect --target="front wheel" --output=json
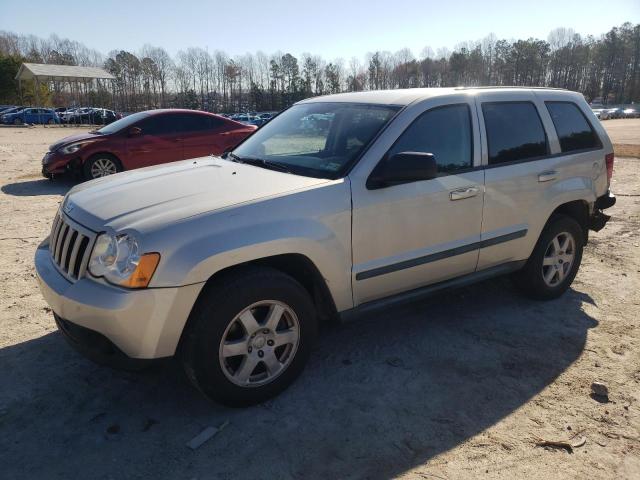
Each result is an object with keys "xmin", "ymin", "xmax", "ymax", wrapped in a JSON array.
[
  {"xmin": 14, "ymin": 118, "xmax": 23, "ymax": 125},
  {"xmin": 83, "ymin": 154, "xmax": 122, "ymax": 180},
  {"xmin": 512, "ymin": 215, "xmax": 584, "ymax": 300},
  {"xmin": 180, "ymin": 267, "xmax": 317, "ymax": 406}
]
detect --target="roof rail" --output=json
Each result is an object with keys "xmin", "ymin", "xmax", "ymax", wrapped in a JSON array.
[{"xmin": 455, "ymin": 86, "xmax": 568, "ymax": 91}]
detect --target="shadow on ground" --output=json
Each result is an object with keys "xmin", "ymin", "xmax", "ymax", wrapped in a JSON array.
[
  {"xmin": 0, "ymin": 279, "xmax": 597, "ymax": 479},
  {"xmin": 1, "ymin": 177, "xmax": 75, "ymax": 197}
]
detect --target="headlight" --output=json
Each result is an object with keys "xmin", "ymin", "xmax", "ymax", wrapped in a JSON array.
[
  {"xmin": 88, "ymin": 232, "xmax": 160, "ymax": 288},
  {"xmin": 59, "ymin": 141, "xmax": 91, "ymax": 155}
]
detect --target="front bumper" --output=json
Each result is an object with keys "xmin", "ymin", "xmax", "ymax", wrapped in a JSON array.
[
  {"xmin": 41, "ymin": 151, "xmax": 70, "ymax": 177},
  {"xmin": 35, "ymin": 241, "xmax": 204, "ymax": 359}
]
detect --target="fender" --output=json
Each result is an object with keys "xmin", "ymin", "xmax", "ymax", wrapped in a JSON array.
[{"xmin": 146, "ymin": 180, "xmax": 354, "ymax": 312}]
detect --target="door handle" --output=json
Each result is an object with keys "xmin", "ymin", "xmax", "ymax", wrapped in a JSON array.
[
  {"xmin": 538, "ymin": 170, "xmax": 557, "ymax": 182},
  {"xmin": 450, "ymin": 186, "xmax": 479, "ymax": 201}
]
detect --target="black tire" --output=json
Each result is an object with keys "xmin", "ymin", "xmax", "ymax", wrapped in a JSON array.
[
  {"xmin": 512, "ymin": 214, "xmax": 584, "ymax": 300},
  {"xmin": 47, "ymin": 118, "xmax": 55, "ymax": 125},
  {"xmin": 180, "ymin": 266, "xmax": 318, "ymax": 407},
  {"xmin": 83, "ymin": 153, "xmax": 122, "ymax": 180},
  {"xmin": 14, "ymin": 118, "xmax": 23, "ymax": 125}
]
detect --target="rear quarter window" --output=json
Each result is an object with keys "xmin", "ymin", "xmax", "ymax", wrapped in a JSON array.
[
  {"xmin": 482, "ymin": 102, "xmax": 548, "ymax": 165},
  {"xmin": 545, "ymin": 101, "xmax": 601, "ymax": 152}
]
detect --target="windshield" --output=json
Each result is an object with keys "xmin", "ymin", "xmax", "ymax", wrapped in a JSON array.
[
  {"xmin": 232, "ymin": 102, "xmax": 399, "ymax": 178},
  {"xmin": 96, "ymin": 111, "xmax": 150, "ymax": 134}
]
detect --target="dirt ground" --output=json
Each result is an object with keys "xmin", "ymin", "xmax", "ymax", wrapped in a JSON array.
[
  {"xmin": 606, "ymin": 118, "xmax": 640, "ymax": 157},
  {"xmin": 0, "ymin": 125, "xmax": 638, "ymax": 479}
]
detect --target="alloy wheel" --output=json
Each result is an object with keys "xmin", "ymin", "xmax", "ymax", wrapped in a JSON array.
[
  {"xmin": 542, "ymin": 231, "xmax": 576, "ymax": 287},
  {"xmin": 90, "ymin": 158, "xmax": 117, "ymax": 178},
  {"xmin": 218, "ymin": 300, "xmax": 300, "ymax": 387}
]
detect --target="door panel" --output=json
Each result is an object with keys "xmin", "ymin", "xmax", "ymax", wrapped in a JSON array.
[
  {"xmin": 474, "ymin": 91, "xmax": 568, "ymax": 269},
  {"xmin": 125, "ymin": 115, "xmax": 183, "ymax": 169},
  {"xmin": 351, "ymin": 98, "xmax": 484, "ymax": 305},
  {"xmin": 353, "ymin": 171, "xmax": 485, "ymax": 304}
]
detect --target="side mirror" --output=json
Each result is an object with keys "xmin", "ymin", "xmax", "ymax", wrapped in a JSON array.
[
  {"xmin": 128, "ymin": 126, "xmax": 142, "ymax": 137},
  {"xmin": 367, "ymin": 152, "xmax": 438, "ymax": 189}
]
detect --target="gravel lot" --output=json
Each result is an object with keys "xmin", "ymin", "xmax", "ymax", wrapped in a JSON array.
[{"xmin": 0, "ymin": 125, "xmax": 638, "ymax": 479}]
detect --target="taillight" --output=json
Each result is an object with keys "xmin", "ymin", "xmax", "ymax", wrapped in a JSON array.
[{"xmin": 605, "ymin": 153, "xmax": 614, "ymax": 185}]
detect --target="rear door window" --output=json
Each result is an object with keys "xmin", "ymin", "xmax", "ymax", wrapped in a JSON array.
[
  {"xmin": 174, "ymin": 113, "xmax": 226, "ymax": 132},
  {"xmin": 482, "ymin": 102, "xmax": 548, "ymax": 165},
  {"xmin": 545, "ymin": 102, "xmax": 601, "ymax": 152}
]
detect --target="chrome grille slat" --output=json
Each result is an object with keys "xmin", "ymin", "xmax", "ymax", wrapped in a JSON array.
[
  {"xmin": 54, "ymin": 224, "xmax": 68, "ymax": 263},
  {"xmin": 77, "ymin": 237, "xmax": 92, "ymax": 279},
  {"xmin": 48, "ymin": 212, "xmax": 96, "ymax": 282},
  {"xmin": 60, "ymin": 230, "xmax": 76, "ymax": 271},
  {"xmin": 50, "ymin": 214, "xmax": 63, "ymax": 254},
  {"xmin": 67, "ymin": 233, "xmax": 84, "ymax": 279}
]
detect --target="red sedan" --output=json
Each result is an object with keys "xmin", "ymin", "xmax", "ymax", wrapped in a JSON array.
[{"xmin": 42, "ymin": 109, "xmax": 257, "ymax": 180}]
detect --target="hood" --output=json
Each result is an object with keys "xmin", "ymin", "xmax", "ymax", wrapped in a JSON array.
[
  {"xmin": 49, "ymin": 132, "xmax": 103, "ymax": 152},
  {"xmin": 64, "ymin": 157, "xmax": 331, "ymax": 233}
]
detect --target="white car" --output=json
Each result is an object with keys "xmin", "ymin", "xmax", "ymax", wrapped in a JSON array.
[
  {"xmin": 592, "ymin": 108, "xmax": 610, "ymax": 120},
  {"xmin": 36, "ymin": 87, "xmax": 616, "ymax": 406}
]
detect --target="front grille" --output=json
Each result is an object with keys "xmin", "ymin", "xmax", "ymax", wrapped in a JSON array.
[{"xmin": 49, "ymin": 212, "xmax": 96, "ymax": 282}]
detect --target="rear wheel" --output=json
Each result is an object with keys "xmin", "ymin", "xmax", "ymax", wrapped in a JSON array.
[
  {"xmin": 180, "ymin": 267, "xmax": 317, "ymax": 406},
  {"xmin": 83, "ymin": 154, "xmax": 122, "ymax": 180},
  {"xmin": 47, "ymin": 118, "xmax": 55, "ymax": 125},
  {"xmin": 512, "ymin": 215, "xmax": 584, "ymax": 300}
]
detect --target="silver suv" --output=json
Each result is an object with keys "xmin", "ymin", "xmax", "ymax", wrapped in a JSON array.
[{"xmin": 36, "ymin": 87, "xmax": 616, "ymax": 406}]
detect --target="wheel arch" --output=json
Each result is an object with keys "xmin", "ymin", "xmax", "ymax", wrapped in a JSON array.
[
  {"xmin": 176, "ymin": 253, "xmax": 338, "ymax": 356},
  {"xmin": 203, "ymin": 253, "xmax": 337, "ymax": 321},
  {"xmin": 548, "ymin": 199, "xmax": 590, "ymax": 241}
]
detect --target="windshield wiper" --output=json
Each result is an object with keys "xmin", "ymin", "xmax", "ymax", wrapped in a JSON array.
[{"xmin": 227, "ymin": 153, "xmax": 293, "ymax": 174}]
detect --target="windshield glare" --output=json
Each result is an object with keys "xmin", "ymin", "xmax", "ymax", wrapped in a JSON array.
[
  {"xmin": 96, "ymin": 111, "xmax": 150, "ymax": 134},
  {"xmin": 232, "ymin": 103, "xmax": 399, "ymax": 178}
]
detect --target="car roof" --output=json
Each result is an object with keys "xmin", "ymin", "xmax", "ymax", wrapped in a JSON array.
[
  {"xmin": 146, "ymin": 108, "xmax": 220, "ymax": 116},
  {"xmin": 297, "ymin": 86, "xmax": 577, "ymax": 106}
]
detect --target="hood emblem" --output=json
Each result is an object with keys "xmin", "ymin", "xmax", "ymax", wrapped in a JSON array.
[{"xmin": 64, "ymin": 202, "xmax": 74, "ymax": 215}]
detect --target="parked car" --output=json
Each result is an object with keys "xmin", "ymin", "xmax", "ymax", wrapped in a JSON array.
[
  {"xmin": 622, "ymin": 107, "xmax": 640, "ymax": 118},
  {"xmin": 62, "ymin": 107, "xmax": 95, "ymax": 124},
  {"xmin": 0, "ymin": 106, "xmax": 25, "ymax": 117},
  {"xmin": 42, "ymin": 109, "xmax": 256, "ymax": 180},
  {"xmin": 2, "ymin": 108, "xmax": 60, "ymax": 125},
  {"xmin": 0, "ymin": 105, "xmax": 20, "ymax": 114},
  {"xmin": 606, "ymin": 108, "xmax": 624, "ymax": 119},
  {"xmin": 59, "ymin": 108, "xmax": 82, "ymax": 123},
  {"xmin": 592, "ymin": 108, "xmax": 610, "ymax": 120},
  {"xmin": 35, "ymin": 88, "xmax": 616, "ymax": 406},
  {"xmin": 229, "ymin": 113, "xmax": 257, "ymax": 125}
]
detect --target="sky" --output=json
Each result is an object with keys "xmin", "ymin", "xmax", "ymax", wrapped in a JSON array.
[{"xmin": 1, "ymin": 0, "xmax": 639, "ymax": 60}]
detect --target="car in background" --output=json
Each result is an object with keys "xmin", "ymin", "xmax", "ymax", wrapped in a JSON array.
[
  {"xmin": 2, "ymin": 108, "xmax": 60, "ymax": 125},
  {"xmin": 42, "ymin": 109, "xmax": 257, "ymax": 180},
  {"xmin": 622, "ymin": 107, "xmax": 640, "ymax": 118},
  {"xmin": 0, "ymin": 106, "xmax": 25, "ymax": 116},
  {"xmin": 230, "ymin": 113, "xmax": 256, "ymax": 125},
  {"xmin": 91, "ymin": 108, "xmax": 119, "ymax": 125},
  {"xmin": 0, "ymin": 105, "xmax": 21, "ymax": 114},
  {"xmin": 62, "ymin": 107, "xmax": 96, "ymax": 124},
  {"xmin": 606, "ymin": 108, "xmax": 624, "ymax": 119},
  {"xmin": 592, "ymin": 108, "xmax": 610, "ymax": 120},
  {"xmin": 59, "ymin": 108, "xmax": 82, "ymax": 123}
]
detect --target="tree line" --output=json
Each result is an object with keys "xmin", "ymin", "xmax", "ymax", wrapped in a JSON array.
[{"xmin": 0, "ymin": 22, "xmax": 638, "ymax": 113}]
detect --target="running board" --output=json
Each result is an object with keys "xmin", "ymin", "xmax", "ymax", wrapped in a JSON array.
[{"xmin": 340, "ymin": 260, "xmax": 527, "ymax": 322}]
